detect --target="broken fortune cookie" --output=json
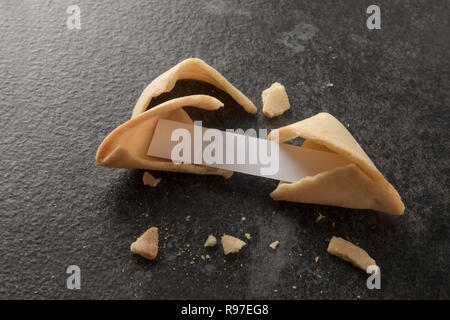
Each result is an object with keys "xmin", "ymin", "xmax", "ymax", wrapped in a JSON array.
[
  {"xmin": 268, "ymin": 112, "xmax": 404, "ymax": 215},
  {"xmin": 97, "ymin": 58, "xmax": 257, "ymax": 178},
  {"xmin": 96, "ymin": 95, "xmax": 234, "ymax": 178},
  {"xmin": 132, "ymin": 58, "xmax": 257, "ymax": 118}
]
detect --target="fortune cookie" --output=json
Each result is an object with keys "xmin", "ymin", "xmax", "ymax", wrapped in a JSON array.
[
  {"xmin": 268, "ymin": 113, "xmax": 404, "ymax": 215},
  {"xmin": 96, "ymin": 95, "xmax": 234, "ymax": 177},
  {"xmin": 132, "ymin": 58, "xmax": 257, "ymax": 118},
  {"xmin": 97, "ymin": 58, "xmax": 257, "ymax": 178}
]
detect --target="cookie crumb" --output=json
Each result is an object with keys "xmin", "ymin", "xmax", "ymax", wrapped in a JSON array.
[
  {"xmin": 327, "ymin": 236, "xmax": 377, "ymax": 271},
  {"xmin": 262, "ymin": 82, "xmax": 290, "ymax": 118},
  {"xmin": 204, "ymin": 235, "xmax": 217, "ymax": 247},
  {"xmin": 221, "ymin": 234, "xmax": 246, "ymax": 255},
  {"xmin": 142, "ymin": 172, "xmax": 161, "ymax": 187},
  {"xmin": 244, "ymin": 233, "xmax": 251, "ymax": 240},
  {"xmin": 316, "ymin": 213, "xmax": 325, "ymax": 222},
  {"xmin": 130, "ymin": 227, "xmax": 158, "ymax": 260},
  {"xmin": 269, "ymin": 240, "xmax": 279, "ymax": 250}
]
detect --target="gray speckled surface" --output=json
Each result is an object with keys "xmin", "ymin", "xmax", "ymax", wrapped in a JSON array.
[{"xmin": 0, "ymin": 0, "xmax": 448, "ymax": 299}]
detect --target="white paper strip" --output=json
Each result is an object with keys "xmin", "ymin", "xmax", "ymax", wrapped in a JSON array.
[{"xmin": 147, "ymin": 119, "xmax": 351, "ymax": 183}]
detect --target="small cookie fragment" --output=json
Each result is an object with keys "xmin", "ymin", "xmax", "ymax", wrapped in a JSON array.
[
  {"xmin": 244, "ymin": 233, "xmax": 251, "ymax": 240},
  {"xmin": 262, "ymin": 82, "xmax": 290, "ymax": 118},
  {"xmin": 143, "ymin": 171, "xmax": 161, "ymax": 187},
  {"xmin": 269, "ymin": 240, "xmax": 279, "ymax": 250},
  {"xmin": 327, "ymin": 236, "xmax": 376, "ymax": 271},
  {"xmin": 204, "ymin": 235, "xmax": 217, "ymax": 248},
  {"xmin": 130, "ymin": 227, "xmax": 159, "ymax": 260},
  {"xmin": 221, "ymin": 234, "xmax": 246, "ymax": 255},
  {"xmin": 315, "ymin": 213, "xmax": 325, "ymax": 222}
]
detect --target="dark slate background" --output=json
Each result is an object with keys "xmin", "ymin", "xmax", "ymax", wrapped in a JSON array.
[{"xmin": 1, "ymin": 0, "xmax": 448, "ymax": 300}]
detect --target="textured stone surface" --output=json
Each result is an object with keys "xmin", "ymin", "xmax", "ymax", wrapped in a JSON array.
[{"xmin": 0, "ymin": 0, "xmax": 448, "ymax": 299}]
